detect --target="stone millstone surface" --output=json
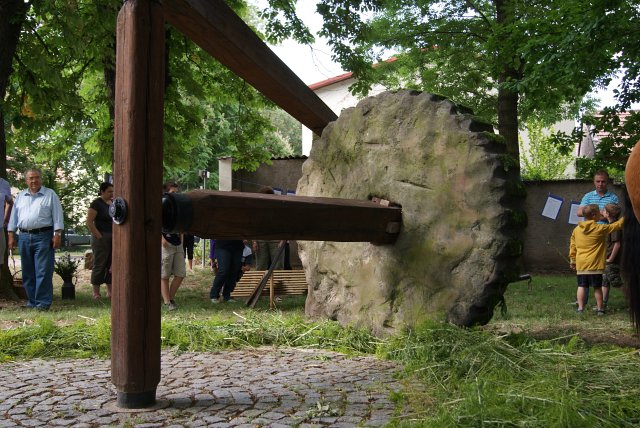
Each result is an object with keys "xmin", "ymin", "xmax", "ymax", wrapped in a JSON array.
[{"xmin": 297, "ymin": 90, "xmax": 525, "ymax": 334}]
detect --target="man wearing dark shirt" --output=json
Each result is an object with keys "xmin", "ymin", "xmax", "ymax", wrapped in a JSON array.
[{"xmin": 161, "ymin": 182, "xmax": 186, "ymax": 310}]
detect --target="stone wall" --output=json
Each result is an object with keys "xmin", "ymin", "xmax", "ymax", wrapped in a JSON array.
[
  {"xmin": 522, "ymin": 180, "xmax": 625, "ymax": 274},
  {"xmin": 232, "ymin": 157, "xmax": 307, "ymax": 268},
  {"xmin": 236, "ymin": 165, "xmax": 626, "ymax": 275},
  {"xmin": 233, "ymin": 157, "xmax": 306, "ymax": 194}
]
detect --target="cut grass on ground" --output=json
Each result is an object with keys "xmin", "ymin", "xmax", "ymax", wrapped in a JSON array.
[{"xmin": 1, "ymin": 272, "xmax": 639, "ymax": 426}]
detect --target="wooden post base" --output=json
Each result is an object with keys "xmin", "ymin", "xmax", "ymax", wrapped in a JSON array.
[{"xmin": 116, "ymin": 390, "xmax": 156, "ymax": 409}]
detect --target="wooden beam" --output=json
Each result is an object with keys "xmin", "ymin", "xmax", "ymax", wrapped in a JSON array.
[
  {"xmin": 163, "ymin": 190, "xmax": 403, "ymax": 244},
  {"xmin": 161, "ymin": 0, "xmax": 337, "ymax": 135},
  {"xmin": 111, "ymin": 0, "xmax": 165, "ymax": 408}
]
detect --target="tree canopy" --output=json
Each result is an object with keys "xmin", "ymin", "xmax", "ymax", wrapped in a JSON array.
[
  {"xmin": 1, "ymin": 0, "xmax": 299, "ymax": 206},
  {"xmin": 0, "ymin": 0, "xmax": 302, "ymax": 298},
  {"xmin": 519, "ymin": 120, "xmax": 573, "ymax": 181},
  {"xmin": 261, "ymin": 0, "xmax": 637, "ymax": 176}
]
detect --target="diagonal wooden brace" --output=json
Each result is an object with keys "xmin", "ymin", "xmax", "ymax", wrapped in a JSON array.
[{"xmin": 162, "ymin": 190, "xmax": 402, "ymax": 244}]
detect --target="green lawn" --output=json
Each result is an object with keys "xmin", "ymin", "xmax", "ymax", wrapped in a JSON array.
[
  {"xmin": 489, "ymin": 274, "xmax": 637, "ymax": 347},
  {"xmin": 1, "ymin": 271, "xmax": 639, "ymax": 426}
]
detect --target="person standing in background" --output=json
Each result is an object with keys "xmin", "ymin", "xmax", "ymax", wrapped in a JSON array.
[
  {"xmin": 183, "ymin": 233, "xmax": 195, "ymax": 270},
  {"xmin": 576, "ymin": 170, "xmax": 619, "ymax": 219},
  {"xmin": 574, "ymin": 169, "xmax": 619, "ymax": 307},
  {"xmin": 86, "ymin": 182, "xmax": 114, "ymax": 299},
  {"xmin": 161, "ymin": 182, "xmax": 186, "ymax": 310},
  {"xmin": 209, "ymin": 238, "xmax": 244, "ymax": 303},
  {"xmin": 0, "ymin": 177, "xmax": 13, "ymax": 282},
  {"xmin": 601, "ymin": 203, "xmax": 623, "ymax": 308},
  {"xmin": 253, "ymin": 186, "xmax": 284, "ymax": 271},
  {"xmin": 569, "ymin": 204, "xmax": 624, "ymax": 315},
  {"xmin": 7, "ymin": 168, "xmax": 63, "ymax": 311}
]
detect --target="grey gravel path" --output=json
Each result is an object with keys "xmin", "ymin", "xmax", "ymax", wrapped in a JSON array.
[{"xmin": 0, "ymin": 347, "xmax": 406, "ymax": 427}]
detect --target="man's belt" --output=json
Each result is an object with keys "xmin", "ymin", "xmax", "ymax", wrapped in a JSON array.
[{"xmin": 19, "ymin": 226, "xmax": 53, "ymax": 234}]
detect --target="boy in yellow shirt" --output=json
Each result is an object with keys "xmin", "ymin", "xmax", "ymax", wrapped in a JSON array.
[{"xmin": 569, "ymin": 204, "xmax": 624, "ymax": 314}]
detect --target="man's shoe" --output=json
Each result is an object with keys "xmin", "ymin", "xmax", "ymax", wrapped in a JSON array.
[
  {"xmin": 210, "ymin": 298, "xmax": 220, "ymax": 304},
  {"xmin": 169, "ymin": 300, "xmax": 177, "ymax": 310},
  {"xmin": 576, "ymin": 308, "xmax": 584, "ymax": 314}
]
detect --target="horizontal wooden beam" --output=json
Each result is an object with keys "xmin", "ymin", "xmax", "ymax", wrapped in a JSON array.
[
  {"xmin": 161, "ymin": 0, "xmax": 337, "ymax": 135},
  {"xmin": 163, "ymin": 190, "xmax": 402, "ymax": 244}
]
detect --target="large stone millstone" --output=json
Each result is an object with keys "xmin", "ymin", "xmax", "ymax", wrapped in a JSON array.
[{"xmin": 297, "ymin": 90, "xmax": 526, "ymax": 334}]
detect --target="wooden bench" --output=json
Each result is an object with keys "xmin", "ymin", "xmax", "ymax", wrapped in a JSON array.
[{"xmin": 232, "ymin": 269, "xmax": 308, "ymax": 306}]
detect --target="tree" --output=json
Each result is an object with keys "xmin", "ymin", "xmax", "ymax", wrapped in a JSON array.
[
  {"xmin": 0, "ymin": 0, "xmax": 29, "ymax": 299},
  {"xmin": 0, "ymin": 0, "xmax": 29, "ymax": 176},
  {"xmin": 0, "ymin": 0, "xmax": 295, "ymax": 298},
  {"xmin": 4, "ymin": 1, "xmax": 291, "ymax": 186},
  {"xmin": 260, "ymin": 0, "xmax": 625, "ymax": 168},
  {"xmin": 519, "ymin": 120, "xmax": 573, "ymax": 180},
  {"xmin": 263, "ymin": 108, "xmax": 303, "ymax": 156},
  {"xmin": 520, "ymin": 0, "xmax": 640, "ymax": 178}
]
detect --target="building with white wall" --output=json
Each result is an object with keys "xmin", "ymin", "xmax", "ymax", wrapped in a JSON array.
[
  {"xmin": 302, "ymin": 72, "xmax": 387, "ymax": 156},
  {"xmin": 303, "ymin": 72, "xmax": 590, "ymax": 178}
]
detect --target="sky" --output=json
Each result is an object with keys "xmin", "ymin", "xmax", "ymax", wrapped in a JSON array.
[{"xmin": 254, "ymin": 1, "xmax": 345, "ymax": 86}]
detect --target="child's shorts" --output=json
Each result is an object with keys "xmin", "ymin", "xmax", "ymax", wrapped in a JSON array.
[
  {"xmin": 603, "ymin": 263, "xmax": 623, "ymax": 288},
  {"xmin": 577, "ymin": 274, "xmax": 603, "ymax": 288}
]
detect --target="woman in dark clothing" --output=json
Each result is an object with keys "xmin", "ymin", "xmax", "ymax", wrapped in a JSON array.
[
  {"xmin": 86, "ymin": 182, "xmax": 114, "ymax": 299},
  {"xmin": 183, "ymin": 233, "xmax": 195, "ymax": 270}
]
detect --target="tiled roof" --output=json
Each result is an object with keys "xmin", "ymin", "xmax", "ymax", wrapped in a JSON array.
[
  {"xmin": 308, "ymin": 72, "xmax": 355, "ymax": 90},
  {"xmin": 308, "ymin": 57, "xmax": 398, "ymax": 90}
]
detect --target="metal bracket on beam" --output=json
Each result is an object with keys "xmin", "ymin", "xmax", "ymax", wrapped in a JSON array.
[
  {"xmin": 162, "ymin": 192, "xmax": 193, "ymax": 233},
  {"xmin": 109, "ymin": 197, "xmax": 129, "ymax": 225}
]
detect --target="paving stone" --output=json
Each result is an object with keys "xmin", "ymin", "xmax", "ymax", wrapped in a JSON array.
[
  {"xmin": 0, "ymin": 347, "xmax": 402, "ymax": 426},
  {"xmin": 49, "ymin": 418, "xmax": 76, "ymax": 426},
  {"xmin": 239, "ymin": 408, "xmax": 265, "ymax": 418}
]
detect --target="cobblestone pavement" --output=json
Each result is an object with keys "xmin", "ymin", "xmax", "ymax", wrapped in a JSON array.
[{"xmin": 0, "ymin": 347, "xmax": 406, "ymax": 427}]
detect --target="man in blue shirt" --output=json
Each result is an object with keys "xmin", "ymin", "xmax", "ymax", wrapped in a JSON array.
[
  {"xmin": 577, "ymin": 170, "xmax": 619, "ymax": 219},
  {"xmin": 7, "ymin": 168, "xmax": 64, "ymax": 310}
]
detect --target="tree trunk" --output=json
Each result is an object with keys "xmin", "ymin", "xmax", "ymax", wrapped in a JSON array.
[
  {"xmin": 97, "ymin": 1, "xmax": 118, "ymax": 174},
  {"xmin": 494, "ymin": 0, "xmax": 525, "ymax": 276},
  {"xmin": 494, "ymin": 0, "xmax": 521, "ymax": 171},
  {"xmin": 0, "ymin": 0, "xmax": 29, "ymax": 299},
  {"xmin": 103, "ymin": 52, "xmax": 116, "ymax": 173}
]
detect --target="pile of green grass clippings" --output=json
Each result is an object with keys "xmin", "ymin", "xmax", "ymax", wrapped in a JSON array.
[
  {"xmin": 162, "ymin": 311, "xmax": 381, "ymax": 354},
  {"xmin": 380, "ymin": 320, "xmax": 640, "ymax": 427},
  {"xmin": 0, "ymin": 316, "xmax": 111, "ymax": 361},
  {"xmin": 0, "ymin": 312, "xmax": 381, "ymax": 361}
]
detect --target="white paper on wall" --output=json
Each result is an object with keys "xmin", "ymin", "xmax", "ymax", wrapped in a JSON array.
[
  {"xmin": 541, "ymin": 194, "xmax": 563, "ymax": 220},
  {"xmin": 568, "ymin": 201, "xmax": 581, "ymax": 225}
]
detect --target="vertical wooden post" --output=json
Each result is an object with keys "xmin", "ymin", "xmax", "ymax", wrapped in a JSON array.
[
  {"xmin": 269, "ymin": 275, "xmax": 274, "ymax": 309},
  {"xmin": 112, "ymin": 0, "xmax": 165, "ymax": 408}
]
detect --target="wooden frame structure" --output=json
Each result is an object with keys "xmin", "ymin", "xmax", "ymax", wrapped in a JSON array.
[{"xmin": 112, "ymin": 0, "xmax": 338, "ymax": 408}]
